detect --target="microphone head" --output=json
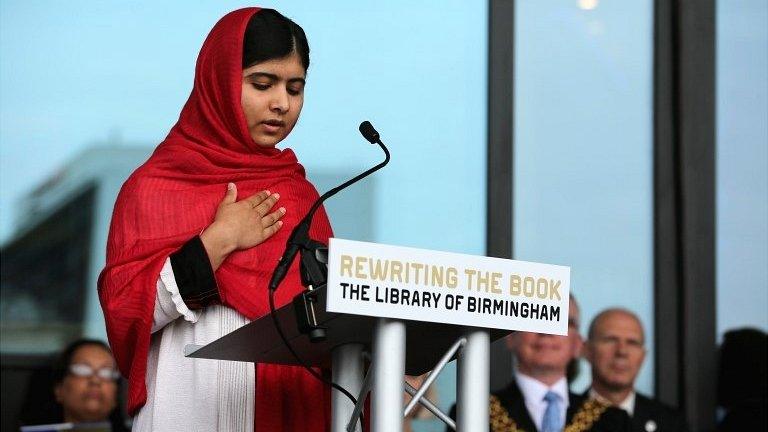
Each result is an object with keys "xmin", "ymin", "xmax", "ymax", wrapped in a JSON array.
[{"xmin": 359, "ymin": 121, "xmax": 380, "ymax": 144}]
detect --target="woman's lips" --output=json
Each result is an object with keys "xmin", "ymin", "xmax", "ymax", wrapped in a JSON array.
[{"xmin": 261, "ymin": 119, "xmax": 285, "ymax": 134}]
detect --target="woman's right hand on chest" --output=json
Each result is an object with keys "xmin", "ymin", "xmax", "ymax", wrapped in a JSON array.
[{"xmin": 199, "ymin": 182, "xmax": 285, "ymax": 271}]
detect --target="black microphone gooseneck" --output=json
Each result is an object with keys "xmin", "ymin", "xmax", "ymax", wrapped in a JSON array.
[
  {"xmin": 269, "ymin": 121, "xmax": 390, "ymax": 291},
  {"xmin": 266, "ymin": 121, "xmax": 389, "ymax": 429}
]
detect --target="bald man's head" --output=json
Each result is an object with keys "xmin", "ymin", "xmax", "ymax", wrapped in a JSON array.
[
  {"xmin": 585, "ymin": 308, "xmax": 646, "ymax": 395},
  {"xmin": 588, "ymin": 308, "xmax": 644, "ymax": 342}
]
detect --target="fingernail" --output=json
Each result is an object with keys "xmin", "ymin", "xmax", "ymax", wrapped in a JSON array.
[
  {"xmin": 279, "ymin": 207, "xmax": 286, "ymax": 213},
  {"xmin": 277, "ymin": 221, "xmax": 283, "ymax": 227},
  {"xmin": 265, "ymin": 190, "xmax": 270, "ymax": 195},
  {"xmin": 227, "ymin": 183, "xmax": 234, "ymax": 190},
  {"xmin": 273, "ymin": 193, "xmax": 280, "ymax": 199}
]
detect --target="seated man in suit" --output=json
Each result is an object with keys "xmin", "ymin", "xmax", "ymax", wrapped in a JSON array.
[
  {"xmin": 583, "ymin": 308, "xmax": 688, "ymax": 432},
  {"xmin": 449, "ymin": 295, "xmax": 631, "ymax": 432}
]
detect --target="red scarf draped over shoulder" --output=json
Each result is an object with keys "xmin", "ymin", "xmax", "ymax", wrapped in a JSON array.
[{"xmin": 98, "ymin": 8, "xmax": 331, "ymax": 429}]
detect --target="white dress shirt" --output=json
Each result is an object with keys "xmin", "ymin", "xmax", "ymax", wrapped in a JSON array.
[
  {"xmin": 514, "ymin": 371, "xmax": 570, "ymax": 432},
  {"xmin": 131, "ymin": 258, "xmax": 255, "ymax": 432}
]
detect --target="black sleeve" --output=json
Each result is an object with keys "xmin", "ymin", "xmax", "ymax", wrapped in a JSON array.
[{"xmin": 169, "ymin": 235, "xmax": 220, "ymax": 310}]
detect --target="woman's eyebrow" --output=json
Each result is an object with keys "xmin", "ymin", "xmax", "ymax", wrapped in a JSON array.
[
  {"xmin": 246, "ymin": 72, "xmax": 279, "ymax": 81},
  {"xmin": 245, "ymin": 72, "xmax": 306, "ymax": 85}
]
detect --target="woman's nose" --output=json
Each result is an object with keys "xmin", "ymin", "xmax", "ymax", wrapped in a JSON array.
[{"xmin": 270, "ymin": 90, "xmax": 289, "ymax": 113}]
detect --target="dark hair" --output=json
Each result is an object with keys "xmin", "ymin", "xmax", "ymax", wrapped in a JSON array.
[
  {"xmin": 52, "ymin": 338, "xmax": 112, "ymax": 384},
  {"xmin": 242, "ymin": 9, "xmax": 310, "ymax": 71},
  {"xmin": 717, "ymin": 328, "xmax": 767, "ymax": 408}
]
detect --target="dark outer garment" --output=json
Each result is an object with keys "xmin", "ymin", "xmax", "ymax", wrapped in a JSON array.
[
  {"xmin": 631, "ymin": 392, "xmax": 689, "ymax": 432},
  {"xmin": 717, "ymin": 398, "xmax": 768, "ymax": 432},
  {"xmin": 447, "ymin": 380, "xmax": 631, "ymax": 432}
]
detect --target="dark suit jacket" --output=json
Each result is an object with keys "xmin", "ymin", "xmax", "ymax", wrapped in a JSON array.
[
  {"xmin": 631, "ymin": 392, "xmax": 689, "ymax": 432},
  {"xmin": 447, "ymin": 380, "xmax": 631, "ymax": 432},
  {"xmin": 717, "ymin": 398, "xmax": 768, "ymax": 432}
]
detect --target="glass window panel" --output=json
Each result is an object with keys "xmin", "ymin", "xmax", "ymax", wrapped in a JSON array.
[
  {"xmin": 514, "ymin": 0, "xmax": 654, "ymax": 394},
  {"xmin": 716, "ymin": 0, "xmax": 768, "ymax": 337},
  {"xmin": 284, "ymin": 1, "xmax": 487, "ymax": 255}
]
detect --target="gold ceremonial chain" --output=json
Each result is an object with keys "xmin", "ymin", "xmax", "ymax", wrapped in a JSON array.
[
  {"xmin": 490, "ymin": 395, "xmax": 525, "ymax": 432},
  {"xmin": 489, "ymin": 395, "xmax": 609, "ymax": 432},
  {"xmin": 564, "ymin": 399, "xmax": 609, "ymax": 432}
]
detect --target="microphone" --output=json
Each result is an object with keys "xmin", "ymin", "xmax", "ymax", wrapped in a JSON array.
[
  {"xmin": 269, "ymin": 121, "xmax": 390, "ymax": 291},
  {"xmin": 359, "ymin": 120, "xmax": 380, "ymax": 144}
]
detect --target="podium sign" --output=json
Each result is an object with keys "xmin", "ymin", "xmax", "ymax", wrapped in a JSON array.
[{"xmin": 327, "ymin": 238, "xmax": 571, "ymax": 335}]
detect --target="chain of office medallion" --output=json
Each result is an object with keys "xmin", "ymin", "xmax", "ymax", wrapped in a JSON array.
[{"xmin": 489, "ymin": 395, "xmax": 609, "ymax": 432}]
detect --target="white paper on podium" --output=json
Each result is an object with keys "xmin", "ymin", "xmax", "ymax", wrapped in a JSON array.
[{"xmin": 327, "ymin": 238, "xmax": 571, "ymax": 335}]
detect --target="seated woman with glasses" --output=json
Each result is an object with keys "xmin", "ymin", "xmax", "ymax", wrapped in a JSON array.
[{"xmin": 51, "ymin": 339, "xmax": 127, "ymax": 430}]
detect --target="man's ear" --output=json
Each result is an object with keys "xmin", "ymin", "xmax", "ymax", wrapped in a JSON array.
[
  {"xmin": 505, "ymin": 332, "xmax": 517, "ymax": 351},
  {"xmin": 573, "ymin": 334, "xmax": 584, "ymax": 358},
  {"xmin": 54, "ymin": 383, "xmax": 63, "ymax": 403},
  {"xmin": 582, "ymin": 339, "xmax": 594, "ymax": 362}
]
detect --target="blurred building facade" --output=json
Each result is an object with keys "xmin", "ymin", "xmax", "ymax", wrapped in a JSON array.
[{"xmin": 1, "ymin": 146, "xmax": 153, "ymax": 354}]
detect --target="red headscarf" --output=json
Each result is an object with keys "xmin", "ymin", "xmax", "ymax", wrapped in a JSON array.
[{"xmin": 98, "ymin": 8, "xmax": 331, "ymax": 428}]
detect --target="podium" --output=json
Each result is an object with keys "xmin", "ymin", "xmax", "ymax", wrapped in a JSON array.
[
  {"xmin": 186, "ymin": 284, "xmax": 509, "ymax": 432},
  {"xmin": 185, "ymin": 238, "xmax": 571, "ymax": 432}
]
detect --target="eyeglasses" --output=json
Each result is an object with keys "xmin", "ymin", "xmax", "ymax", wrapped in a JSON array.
[{"xmin": 69, "ymin": 363, "xmax": 121, "ymax": 381}]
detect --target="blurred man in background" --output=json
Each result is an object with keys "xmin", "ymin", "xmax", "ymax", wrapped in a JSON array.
[
  {"xmin": 449, "ymin": 295, "xmax": 630, "ymax": 431},
  {"xmin": 584, "ymin": 308, "xmax": 687, "ymax": 432}
]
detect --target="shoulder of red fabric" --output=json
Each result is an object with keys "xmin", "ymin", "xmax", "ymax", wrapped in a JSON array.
[{"xmin": 98, "ymin": 168, "xmax": 191, "ymax": 413}]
